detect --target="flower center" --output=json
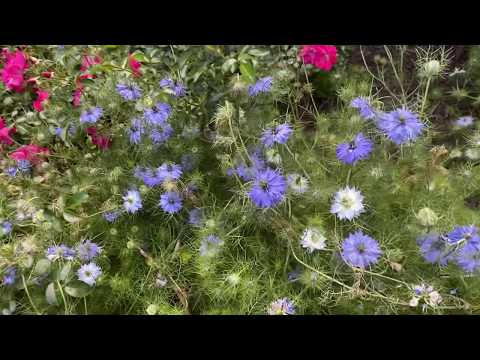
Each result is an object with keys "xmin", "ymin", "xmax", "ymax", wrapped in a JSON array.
[
  {"xmin": 348, "ymin": 141, "xmax": 357, "ymax": 152},
  {"xmin": 465, "ymin": 233, "xmax": 472, "ymax": 241},
  {"xmin": 85, "ymin": 271, "xmax": 92, "ymax": 277},
  {"xmin": 356, "ymin": 244, "xmax": 366, "ymax": 254},
  {"xmin": 260, "ymin": 180, "xmax": 269, "ymax": 191},
  {"xmin": 398, "ymin": 115, "xmax": 406, "ymax": 125},
  {"xmin": 340, "ymin": 196, "xmax": 354, "ymax": 209}
]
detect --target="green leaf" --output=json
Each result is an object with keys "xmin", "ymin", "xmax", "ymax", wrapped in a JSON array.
[
  {"xmin": 33, "ymin": 259, "xmax": 51, "ymax": 276},
  {"xmin": 63, "ymin": 211, "xmax": 82, "ymax": 223},
  {"xmin": 58, "ymin": 262, "xmax": 72, "ymax": 282},
  {"xmin": 132, "ymin": 51, "xmax": 148, "ymax": 63},
  {"xmin": 239, "ymin": 62, "xmax": 256, "ymax": 84},
  {"xmin": 222, "ymin": 58, "xmax": 237, "ymax": 74},
  {"xmin": 46, "ymin": 282, "xmax": 59, "ymax": 306},
  {"xmin": 64, "ymin": 282, "xmax": 93, "ymax": 298},
  {"xmin": 248, "ymin": 49, "xmax": 270, "ymax": 57},
  {"xmin": 65, "ymin": 192, "xmax": 89, "ymax": 209}
]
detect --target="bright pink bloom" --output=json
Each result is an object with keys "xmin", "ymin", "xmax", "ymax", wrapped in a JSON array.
[
  {"xmin": 80, "ymin": 54, "xmax": 102, "ymax": 72},
  {"xmin": 86, "ymin": 127, "xmax": 111, "ymax": 150},
  {"xmin": 0, "ymin": 49, "xmax": 29, "ymax": 92},
  {"xmin": 0, "ymin": 117, "xmax": 16, "ymax": 146},
  {"xmin": 129, "ymin": 54, "xmax": 142, "ymax": 77},
  {"xmin": 300, "ymin": 45, "xmax": 337, "ymax": 72},
  {"xmin": 10, "ymin": 144, "xmax": 49, "ymax": 164},
  {"xmin": 73, "ymin": 87, "xmax": 83, "ymax": 107},
  {"xmin": 79, "ymin": 73, "xmax": 97, "ymax": 81},
  {"xmin": 33, "ymin": 89, "xmax": 49, "ymax": 112}
]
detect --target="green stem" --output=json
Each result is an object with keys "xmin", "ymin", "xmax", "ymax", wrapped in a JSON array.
[
  {"xmin": 22, "ymin": 275, "xmax": 41, "ymax": 315},
  {"xmin": 57, "ymin": 281, "xmax": 68, "ymax": 315}
]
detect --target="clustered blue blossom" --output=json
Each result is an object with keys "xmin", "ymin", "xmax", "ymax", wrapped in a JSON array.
[
  {"xmin": 127, "ymin": 102, "xmax": 174, "ymax": 146},
  {"xmin": 160, "ymin": 77, "xmax": 187, "ymax": 97},
  {"xmin": 103, "ymin": 211, "xmax": 121, "ymax": 223},
  {"xmin": 134, "ymin": 163, "xmax": 183, "ymax": 188},
  {"xmin": 248, "ymin": 76, "xmax": 273, "ymax": 97},
  {"xmin": 350, "ymin": 97, "xmax": 377, "ymax": 120},
  {"xmin": 2, "ymin": 267, "xmax": 16, "ymax": 286},
  {"xmin": 341, "ymin": 231, "xmax": 382, "ymax": 269},
  {"xmin": 116, "ymin": 83, "xmax": 142, "ymax": 101},
  {"xmin": 261, "ymin": 123, "xmax": 293, "ymax": 148},
  {"xmin": 46, "ymin": 244, "xmax": 76, "ymax": 261},
  {"xmin": 80, "ymin": 107, "xmax": 103, "ymax": 124},
  {"xmin": 417, "ymin": 225, "xmax": 480, "ymax": 272},
  {"xmin": 377, "ymin": 108, "xmax": 424, "ymax": 145},
  {"xmin": 336, "ymin": 132, "xmax": 374, "ymax": 165},
  {"xmin": 159, "ymin": 191, "xmax": 183, "ymax": 214},
  {"xmin": 1, "ymin": 221, "xmax": 13, "ymax": 236}
]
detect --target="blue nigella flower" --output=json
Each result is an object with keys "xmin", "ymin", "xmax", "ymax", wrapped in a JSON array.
[
  {"xmin": 350, "ymin": 97, "xmax": 377, "ymax": 120},
  {"xmin": 150, "ymin": 123, "xmax": 173, "ymax": 145},
  {"xmin": 188, "ymin": 208, "xmax": 204, "ymax": 226},
  {"xmin": 116, "ymin": 83, "xmax": 142, "ymax": 101},
  {"xmin": 248, "ymin": 76, "xmax": 273, "ymax": 97},
  {"xmin": 456, "ymin": 247, "xmax": 480, "ymax": 273},
  {"xmin": 160, "ymin": 78, "xmax": 175, "ymax": 89},
  {"xmin": 5, "ymin": 167, "xmax": 18, "ymax": 177},
  {"xmin": 261, "ymin": 123, "xmax": 293, "ymax": 148},
  {"xmin": 159, "ymin": 191, "xmax": 183, "ymax": 214},
  {"xmin": 80, "ymin": 107, "xmax": 103, "ymax": 124},
  {"xmin": 446, "ymin": 225, "xmax": 480, "ymax": 251},
  {"xmin": 417, "ymin": 233, "xmax": 450, "ymax": 266},
  {"xmin": 77, "ymin": 262, "xmax": 102, "ymax": 286},
  {"xmin": 144, "ymin": 103, "xmax": 172, "ymax": 126},
  {"xmin": 377, "ymin": 108, "xmax": 424, "ymax": 145},
  {"xmin": 454, "ymin": 116, "xmax": 474, "ymax": 128},
  {"xmin": 17, "ymin": 160, "xmax": 31, "ymax": 173},
  {"xmin": 157, "ymin": 163, "xmax": 182, "ymax": 182},
  {"xmin": 46, "ymin": 244, "xmax": 76, "ymax": 261},
  {"xmin": 172, "ymin": 83, "xmax": 186, "ymax": 97},
  {"xmin": 336, "ymin": 132, "xmax": 374, "ymax": 165},
  {"xmin": 267, "ymin": 298, "xmax": 295, "ymax": 315},
  {"xmin": 128, "ymin": 118, "xmax": 145, "ymax": 145},
  {"xmin": 341, "ymin": 231, "xmax": 382, "ymax": 269},
  {"xmin": 2, "ymin": 267, "xmax": 16, "ymax": 286},
  {"xmin": 123, "ymin": 189, "xmax": 143, "ymax": 214},
  {"xmin": 76, "ymin": 239, "xmax": 102, "ymax": 262},
  {"xmin": 248, "ymin": 167, "xmax": 287, "ymax": 208},
  {"xmin": 1, "ymin": 221, "xmax": 13, "ymax": 236},
  {"xmin": 103, "ymin": 211, "xmax": 121, "ymax": 223}
]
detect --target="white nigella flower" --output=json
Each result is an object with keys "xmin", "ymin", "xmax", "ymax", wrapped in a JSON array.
[
  {"xmin": 330, "ymin": 186, "xmax": 365, "ymax": 221},
  {"xmin": 288, "ymin": 173, "xmax": 310, "ymax": 194},
  {"xmin": 300, "ymin": 227, "xmax": 326, "ymax": 253}
]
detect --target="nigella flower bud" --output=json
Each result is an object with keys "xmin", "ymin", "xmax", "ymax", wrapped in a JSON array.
[
  {"xmin": 226, "ymin": 273, "xmax": 241, "ymax": 286},
  {"xmin": 146, "ymin": 304, "xmax": 158, "ymax": 315},
  {"xmin": 422, "ymin": 60, "xmax": 441, "ymax": 77},
  {"xmin": 139, "ymin": 185, "xmax": 149, "ymax": 194},
  {"xmin": 205, "ymin": 219, "xmax": 216, "ymax": 230},
  {"xmin": 109, "ymin": 228, "xmax": 118, "ymax": 236},
  {"xmin": 416, "ymin": 207, "xmax": 439, "ymax": 227},
  {"xmin": 449, "ymin": 148, "xmax": 463, "ymax": 159}
]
